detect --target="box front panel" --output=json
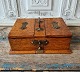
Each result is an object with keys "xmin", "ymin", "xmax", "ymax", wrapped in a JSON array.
[
  {"xmin": 28, "ymin": 38, "xmax": 71, "ymax": 53},
  {"xmin": 44, "ymin": 38, "xmax": 71, "ymax": 50},
  {"xmin": 9, "ymin": 38, "xmax": 36, "ymax": 51},
  {"xmin": 9, "ymin": 37, "xmax": 71, "ymax": 54}
]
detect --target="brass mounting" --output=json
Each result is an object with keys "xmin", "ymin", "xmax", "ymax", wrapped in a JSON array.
[
  {"xmin": 52, "ymin": 21, "xmax": 60, "ymax": 29},
  {"xmin": 20, "ymin": 22, "xmax": 28, "ymax": 30}
]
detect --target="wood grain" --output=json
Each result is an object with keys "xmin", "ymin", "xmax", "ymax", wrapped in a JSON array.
[
  {"xmin": 45, "ymin": 18, "xmax": 72, "ymax": 37},
  {"xmin": 10, "ymin": 50, "xmax": 35, "ymax": 54},
  {"xmin": 44, "ymin": 38, "xmax": 71, "ymax": 50},
  {"xmin": 10, "ymin": 50, "xmax": 72, "ymax": 54},
  {"xmin": 44, "ymin": 50, "xmax": 72, "ymax": 54},
  {"xmin": 9, "ymin": 38, "xmax": 36, "ymax": 51},
  {"xmin": 8, "ymin": 18, "xmax": 35, "ymax": 38}
]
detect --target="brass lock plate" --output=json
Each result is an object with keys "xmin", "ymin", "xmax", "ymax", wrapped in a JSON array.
[{"xmin": 31, "ymin": 40, "xmax": 49, "ymax": 54}]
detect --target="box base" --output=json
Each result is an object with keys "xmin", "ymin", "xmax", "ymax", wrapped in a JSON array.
[{"xmin": 9, "ymin": 49, "xmax": 72, "ymax": 54}]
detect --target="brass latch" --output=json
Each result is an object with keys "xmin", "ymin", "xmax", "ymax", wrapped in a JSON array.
[
  {"xmin": 36, "ymin": 17, "xmax": 44, "ymax": 31},
  {"xmin": 31, "ymin": 40, "xmax": 49, "ymax": 54}
]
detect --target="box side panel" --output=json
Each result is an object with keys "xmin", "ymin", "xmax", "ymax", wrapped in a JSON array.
[{"xmin": 9, "ymin": 37, "xmax": 71, "ymax": 54}]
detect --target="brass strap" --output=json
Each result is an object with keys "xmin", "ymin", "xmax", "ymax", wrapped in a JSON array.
[
  {"xmin": 20, "ymin": 22, "xmax": 28, "ymax": 30},
  {"xmin": 35, "ymin": 17, "xmax": 44, "ymax": 31}
]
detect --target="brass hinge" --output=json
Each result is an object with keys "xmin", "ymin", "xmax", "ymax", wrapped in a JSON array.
[
  {"xmin": 20, "ymin": 22, "xmax": 28, "ymax": 30},
  {"xmin": 36, "ymin": 17, "xmax": 44, "ymax": 31}
]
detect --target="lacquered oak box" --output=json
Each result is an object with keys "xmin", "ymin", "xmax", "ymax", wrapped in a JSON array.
[{"xmin": 8, "ymin": 18, "xmax": 72, "ymax": 54}]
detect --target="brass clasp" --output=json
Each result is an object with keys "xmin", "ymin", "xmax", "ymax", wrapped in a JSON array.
[{"xmin": 31, "ymin": 40, "xmax": 49, "ymax": 54}]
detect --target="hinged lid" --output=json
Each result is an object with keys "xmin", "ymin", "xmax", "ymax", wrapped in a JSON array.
[
  {"xmin": 8, "ymin": 18, "xmax": 72, "ymax": 39},
  {"xmin": 8, "ymin": 19, "xmax": 35, "ymax": 38}
]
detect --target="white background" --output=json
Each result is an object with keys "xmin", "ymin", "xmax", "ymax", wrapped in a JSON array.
[{"xmin": 0, "ymin": 0, "xmax": 80, "ymax": 26}]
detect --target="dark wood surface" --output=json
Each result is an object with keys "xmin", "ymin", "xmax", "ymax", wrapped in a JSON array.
[{"xmin": 8, "ymin": 18, "xmax": 72, "ymax": 54}]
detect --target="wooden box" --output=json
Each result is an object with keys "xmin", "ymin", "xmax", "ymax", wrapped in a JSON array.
[{"xmin": 8, "ymin": 18, "xmax": 72, "ymax": 54}]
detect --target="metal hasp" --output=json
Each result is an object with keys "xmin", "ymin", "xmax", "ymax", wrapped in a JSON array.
[
  {"xmin": 31, "ymin": 40, "xmax": 49, "ymax": 54},
  {"xmin": 36, "ymin": 17, "xmax": 44, "ymax": 31},
  {"xmin": 20, "ymin": 22, "xmax": 28, "ymax": 30},
  {"xmin": 52, "ymin": 21, "xmax": 60, "ymax": 29}
]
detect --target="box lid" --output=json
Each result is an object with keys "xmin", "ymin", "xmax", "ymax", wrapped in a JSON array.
[
  {"xmin": 45, "ymin": 18, "xmax": 72, "ymax": 38},
  {"xmin": 8, "ymin": 18, "xmax": 72, "ymax": 38},
  {"xmin": 8, "ymin": 19, "xmax": 35, "ymax": 38}
]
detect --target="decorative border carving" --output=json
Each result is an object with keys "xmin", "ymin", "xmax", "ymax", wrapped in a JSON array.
[
  {"xmin": 31, "ymin": 0, "xmax": 48, "ymax": 7},
  {"xmin": 27, "ymin": 11, "xmax": 53, "ymax": 17},
  {"xmin": 17, "ymin": 0, "xmax": 54, "ymax": 17},
  {"xmin": 2, "ymin": 0, "xmax": 18, "ymax": 19},
  {"xmin": 61, "ymin": 0, "xmax": 77, "ymax": 19},
  {"xmin": 28, "ymin": 0, "xmax": 52, "ymax": 10}
]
